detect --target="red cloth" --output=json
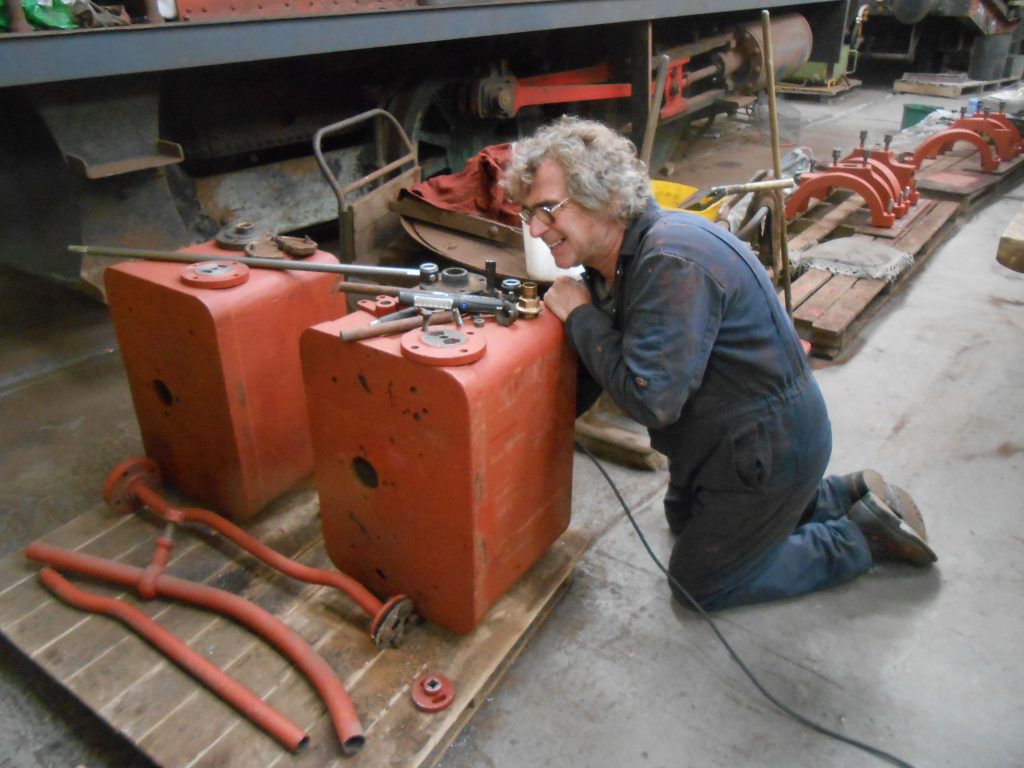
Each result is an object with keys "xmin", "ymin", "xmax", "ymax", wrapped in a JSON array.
[{"xmin": 407, "ymin": 143, "xmax": 521, "ymax": 228}]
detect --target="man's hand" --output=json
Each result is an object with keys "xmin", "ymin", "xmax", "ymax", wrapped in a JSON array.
[{"xmin": 543, "ymin": 276, "xmax": 591, "ymax": 322}]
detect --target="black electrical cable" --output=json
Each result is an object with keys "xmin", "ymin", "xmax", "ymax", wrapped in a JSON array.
[{"xmin": 576, "ymin": 441, "xmax": 919, "ymax": 768}]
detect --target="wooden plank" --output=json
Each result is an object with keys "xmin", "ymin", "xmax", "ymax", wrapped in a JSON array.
[
  {"xmin": 846, "ymin": 197, "xmax": 935, "ymax": 238},
  {"xmin": 788, "ymin": 268, "xmax": 832, "ymax": 310},
  {"xmin": 792, "ymin": 274, "xmax": 857, "ymax": 335},
  {"xmin": 997, "ymin": 203, "xmax": 1024, "ymax": 272},
  {"xmin": 788, "ymin": 196, "xmax": 865, "ymax": 253},
  {"xmin": 892, "ymin": 199, "xmax": 959, "ymax": 257},
  {"xmin": 811, "ymin": 278, "xmax": 888, "ymax": 353}
]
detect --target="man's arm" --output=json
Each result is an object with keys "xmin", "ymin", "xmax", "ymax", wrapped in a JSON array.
[{"xmin": 562, "ymin": 253, "xmax": 725, "ymax": 429}]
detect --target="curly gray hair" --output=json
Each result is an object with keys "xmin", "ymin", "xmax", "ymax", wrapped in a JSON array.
[{"xmin": 503, "ymin": 116, "xmax": 652, "ymax": 224}]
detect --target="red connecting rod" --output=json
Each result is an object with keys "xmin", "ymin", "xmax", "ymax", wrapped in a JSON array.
[
  {"xmin": 37, "ymin": 567, "xmax": 310, "ymax": 752},
  {"xmin": 25, "ymin": 542, "xmax": 366, "ymax": 755}
]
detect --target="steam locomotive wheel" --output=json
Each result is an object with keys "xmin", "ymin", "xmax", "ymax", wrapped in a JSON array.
[{"xmin": 387, "ymin": 79, "xmax": 533, "ymax": 178}]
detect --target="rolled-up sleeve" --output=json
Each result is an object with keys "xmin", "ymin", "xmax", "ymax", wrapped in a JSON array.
[{"xmin": 564, "ymin": 252, "xmax": 725, "ymax": 429}]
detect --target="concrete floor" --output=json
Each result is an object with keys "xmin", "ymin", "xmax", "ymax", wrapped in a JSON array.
[{"xmin": 2, "ymin": 79, "xmax": 1023, "ymax": 767}]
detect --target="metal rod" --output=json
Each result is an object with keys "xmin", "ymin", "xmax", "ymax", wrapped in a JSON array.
[
  {"xmin": 760, "ymin": 10, "xmax": 793, "ymax": 317},
  {"xmin": 641, "ymin": 54, "xmax": 671, "ymax": 169},
  {"xmin": 68, "ymin": 244, "xmax": 422, "ymax": 281},
  {"xmin": 340, "ymin": 311, "xmax": 454, "ymax": 342},
  {"xmin": 709, "ymin": 178, "xmax": 795, "ymax": 196}
]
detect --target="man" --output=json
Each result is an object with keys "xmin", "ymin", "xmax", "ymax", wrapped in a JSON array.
[{"xmin": 503, "ymin": 116, "xmax": 936, "ymax": 610}]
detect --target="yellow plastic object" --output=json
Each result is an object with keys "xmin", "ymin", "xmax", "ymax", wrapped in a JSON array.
[
  {"xmin": 651, "ymin": 180, "xmax": 724, "ymax": 222},
  {"xmin": 651, "ymin": 180, "xmax": 698, "ymax": 208}
]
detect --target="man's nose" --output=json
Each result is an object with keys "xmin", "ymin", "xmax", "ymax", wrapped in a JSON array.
[{"xmin": 528, "ymin": 216, "xmax": 548, "ymax": 239}]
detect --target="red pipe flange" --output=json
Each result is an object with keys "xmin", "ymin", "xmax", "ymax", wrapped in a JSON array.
[
  {"xmin": 785, "ymin": 171, "xmax": 896, "ymax": 228},
  {"xmin": 411, "ymin": 673, "xmax": 455, "ymax": 713},
  {"xmin": 910, "ymin": 128, "xmax": 1001, "ymax": 172}
]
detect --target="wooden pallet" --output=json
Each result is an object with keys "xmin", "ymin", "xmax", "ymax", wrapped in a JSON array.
[
  {"xmin": 777, "ymin": 77, "xmax": 861, "ymax": 100},
  {"xmin": 0, "ymin": 488, "xmax": 586, "ymax": 768},
  {"xmin": 915, "ymin": 147, "xmax": 1024, "ymax": 211},
  {"xmin": 893, "ymin": 72, "xmax": 1021, "ymax": 97},
  {"xmin": 786, "ymin": 193, "xmax": 960, "ymax": 358}
]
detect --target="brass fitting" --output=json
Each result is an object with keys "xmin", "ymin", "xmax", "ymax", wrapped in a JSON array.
[{"xmin": 517, "ymin": 281, "xmax": 542, "ymax": 319}]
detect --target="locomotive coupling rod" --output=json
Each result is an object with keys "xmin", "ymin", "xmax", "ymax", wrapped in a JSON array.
[
  {"xmin": 709, "ymin": 178, "xmax": 795, "ymax": 196},
  {"xmin": 68, "ymin": 244, "xmax": 422, "ymax": 281}
]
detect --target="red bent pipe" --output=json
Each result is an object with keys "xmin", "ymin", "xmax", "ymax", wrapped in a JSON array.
[
  {"xmin": 25, "ymin": 542, "xmax": 366, "ymax": 755},
  {"xmin": 104, "ymin": 458, "xmax": 412, "ymax": 648},
  {"xmin": 37, "ymin": 567, "xmax": 310, "ymax": 752},
  {"xmin": 143, "ymin": 488, "xmax": 382, "ymax": 616}
]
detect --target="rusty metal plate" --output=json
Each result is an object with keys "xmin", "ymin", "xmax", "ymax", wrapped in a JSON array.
[{"xmin": 400, "ymin": 218, "xmax": 530, "ymax": 282}]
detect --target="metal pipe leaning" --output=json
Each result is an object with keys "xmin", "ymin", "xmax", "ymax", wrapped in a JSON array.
[
  {"xmin": 25, "ymin": 542, "xmax": 367, "ymax": 755},
  {"xmin": 37, "ymin": 567, "xmax": 310, "ymax": 753}
]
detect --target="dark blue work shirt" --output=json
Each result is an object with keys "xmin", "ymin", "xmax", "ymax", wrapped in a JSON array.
[{"xmin": 564, "ymin": 201, "xmax": 831, "ymax": 582}]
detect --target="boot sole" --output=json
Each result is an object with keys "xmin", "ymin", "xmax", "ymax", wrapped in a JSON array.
[{"xmin": 861, "ymin": 470, "xmax": 928, "ymax": 541}]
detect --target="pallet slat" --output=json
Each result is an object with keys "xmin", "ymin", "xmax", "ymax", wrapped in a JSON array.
[{"xmin": 811, "ymin": 278, "xmax": 888, "ymax": 355}]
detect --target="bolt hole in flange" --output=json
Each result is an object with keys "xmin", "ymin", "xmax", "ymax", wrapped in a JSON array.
[
  {"xmin": 153, "ymin": 378, "xmax": 174, "ymax": 406},
  {"xmin": 412, "ymin": 673, "xmax": 455, "ymax": 713},
  {"xmin": 352, "ymin": 457, "xmax": 378, "ymax": 489}
]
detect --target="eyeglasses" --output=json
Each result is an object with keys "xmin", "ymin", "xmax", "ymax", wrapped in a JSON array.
[{"xmin": 518, "ymin": 197, "xmax": 572, "ymax": 226}]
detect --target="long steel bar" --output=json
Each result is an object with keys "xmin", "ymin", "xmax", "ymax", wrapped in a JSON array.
[
  {"xmin": 761, "ymin": 9, "xmax": 793, "ymax": 317},
  {"xmin": 68, "ymin": 244, "xmax": 421, "ymax": 281}
]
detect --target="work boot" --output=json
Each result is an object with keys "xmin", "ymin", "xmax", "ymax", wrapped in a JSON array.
[
  {"xmin": 848, "ymin": 491, "xmax": 937, "ymax": 566},
  {"xmin": 842, "ymin": 469, "xmax": 927, "ymax": 540}
]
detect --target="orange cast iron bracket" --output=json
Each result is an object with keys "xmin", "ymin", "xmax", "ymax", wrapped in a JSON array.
[
  {"xmin": 37, "ymin": 567, "xmax": 310, "ymax": 753},
  {"xmin": 785, "ymin": 171, "xmax": 896, "ymax": 228},
  {"xmin": 25, "ymin": 542, "xmax": 367, "ymax": 755},
  {"xmin": 103, "ymin": 457, "xmax": 414, "ymax": 649},
  {"xmin": 909, "ymin": 128, "xmax": 1001, "ymax": 173}
]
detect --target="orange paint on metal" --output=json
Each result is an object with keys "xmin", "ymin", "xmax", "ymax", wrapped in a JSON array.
[
  {"xmin": 179, "ymin": 260, "xmax": 250, "ymax": 289},
  {"xmin": 399, "ymin": 325, "xmax": 487, "ymax": 367},
  {"xmin": 301, "ymin": 310, "xmax": 577, "ymax": 635},
  {"xmin": 104, "ymin": 241, "xmax": 348, "ymax": 520}
]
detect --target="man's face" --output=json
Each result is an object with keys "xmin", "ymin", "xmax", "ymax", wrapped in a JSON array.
[{"xmin": 522, "ymin": 159, "xmax": 618, "ymax": 271}]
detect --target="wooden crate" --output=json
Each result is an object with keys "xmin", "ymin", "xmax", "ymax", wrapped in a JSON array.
[
  {"xmin": 785, "ymin": 194, "xmax": 959, "ymax": 358},
  {"xmin": 0, "ymin": 488, "xmax": 586, "ymax": 768}
]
